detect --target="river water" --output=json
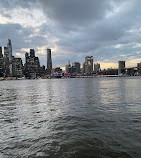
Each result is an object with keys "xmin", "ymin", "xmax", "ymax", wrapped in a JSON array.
[{"xmin": 0, "ymin": 77, "xmax": 141, "ymax": 158}]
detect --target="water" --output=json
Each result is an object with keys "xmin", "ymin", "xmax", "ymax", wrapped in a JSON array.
[{"xmin": 0, "ymin": 77, "xmax": 141, "ymax": 158}]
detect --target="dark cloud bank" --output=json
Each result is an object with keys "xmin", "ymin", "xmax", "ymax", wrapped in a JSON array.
[{"xmin": 0, "ymin": 0, "xmax": 141, "ymax": 67}]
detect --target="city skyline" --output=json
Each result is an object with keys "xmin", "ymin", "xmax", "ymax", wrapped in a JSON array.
[{"xmin": 0, "ymin": 0, "xmax": 141, "ymax": 69}]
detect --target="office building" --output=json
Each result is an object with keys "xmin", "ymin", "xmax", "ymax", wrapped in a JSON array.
[
  {"xmin": 0, "ymin": 47, "xmax": 2, "ymax": 58},
  {"xmin": 47, "ymin": 49, "xmax": 52, "ymax": 74},
  {"xmin": 24, "ymin": 49, "xmax": 40, "ymax": 78},
  {"xmin": 83, "ymin": 56, "xmax": 93, "ymax": 75},
  {"xmin": 7, "ymin": 39, "xmax": 12, "ymax": 62},
  {"xmin": 12, "ymin": 58, "xmax": 23, "ymax": 77},
  {"xmin": 137, "ymin": 62, "xmax": 141, "ymax": 75},
  {"xmin": 118, "ymin": 61, "xmax": 125, "ymax": 75},
  {"xmin": 2, "ymin": 46, "xmax": 8, "ymax": 57},
  {"xmin": 1, "ymin": 46, "xmax": 10, "ymax": 77},
  {"xmin": 30, "ymin": 49, "xmax": 35, "ymax": 58},
  {"xmin": 65, "ymin": 60, "xmax": 71, "ymax": 73},
  {"xmin": 25, "ymin": 52, "xmax": 29, "ymax": 61},
  {"xmin": 0, "ymin": 47, "xmax": 3, "ymax": 77},
  {"xmin": 83, "ymin": 62, "xmax": 86, "ymax": 74},
  {"xmin": 94, "ymin": 63, "xmax": 100, "ymax": 72},
  {"xmin": 72, "ymin": 62, "xmax": 80, "ymax": 74}
]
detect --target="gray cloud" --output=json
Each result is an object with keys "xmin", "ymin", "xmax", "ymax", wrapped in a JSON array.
[
  {"xmin": 0, "ymin": 0, "xmax": 34, "ymax": 9},
  {"xmin": 0, "ymin": 0, "xmax": 141, "ymax": 67}
]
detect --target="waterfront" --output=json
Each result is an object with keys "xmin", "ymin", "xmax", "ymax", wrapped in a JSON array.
[{"xmin": 0, "ymin": 77, "xmax": 141, "ymax": 158}]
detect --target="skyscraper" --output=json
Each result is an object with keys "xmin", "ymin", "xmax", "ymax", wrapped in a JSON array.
[
  {"xmin": 0, "ymin": 47, "xmax": 2, "ymax": 58},
  {"xmin": 2, "ymin": 46, "xmax": 8, "ymax": 57},
  {"xmin": 118, "ymin": 61, "xmax": 125, "ymax": 75},
  {"xmin": 65, "ymin": 60, "xmax": 71, "ymax": 73},
  {"xmin": 94, "ymin": 63, "xmax": 100, "ymax": 72},
  {"xmin": 0, "ymin": 47, "xmax": 3, "ymax": 77},
  {"xmin": 84, "ymin": 56, "xmax": 93, "ymax": 75},
  {"xmin": 72, "ymin": 62, "xmax": 80, "ymax": 74},
  {"xmin": 7, "ymin": 39, "xmax": 12, "ymax": 62},
  {"xmin": 47, "ymin": 49, "xmax": 52, "ymax": 73},
  {"xmin": 24, "ymin": 50, "xmax": 40, "ymax": 78},
  {"xmin": 25, "ymin": 52, "xmax": 29, "ymax": 62},
  {"xmin": 137, "ymin": 62, "xmax": 141, "ymax": 75},
  {"xmin": 30, "ymin": 49, "xmax": 35, "ymax": 57},
  {"xmin": 12, "ymin": 58, "xmax": 23, "ymax": 77}
]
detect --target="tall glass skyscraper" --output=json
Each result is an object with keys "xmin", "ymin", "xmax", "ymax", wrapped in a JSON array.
[
  {"xmin": 7, "ymin": 39, "xmax": 12, "ymax": 62},
  {"xmin": 85, "ymin": 56, "xmax": 93, "ymax": 74},
  {"xmin": 47, "ymin": 49, "xmax": 52, "ymax": 73}
]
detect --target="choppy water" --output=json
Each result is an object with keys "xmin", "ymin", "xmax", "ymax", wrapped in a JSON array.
[{"xmin": 0, "ymin": 77, "xmax": 141, "ymax": 158}]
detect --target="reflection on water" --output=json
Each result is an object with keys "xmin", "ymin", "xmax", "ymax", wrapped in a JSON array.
[{"xmin": 0, "ymin": 77, "xmax": 141, "ymax": 158}]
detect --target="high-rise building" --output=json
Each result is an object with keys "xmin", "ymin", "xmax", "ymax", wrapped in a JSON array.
[
  {"xmin": 0, "ymin": 47, "xmax": 2, "ymax": 58},
  {"xmin": 30, "ymin": 49, "xmax": 35, "ymax": 58},
  {"xmin": 47, "ymin": 49, "xmax": 52, "ymax": 74},
  {"xmin": 2, "ymin": 46, "xmax": 8, "ymax": 57},
  {"xmin": 12, "ymin": 58, "xmax": 23, "ymax": 77},
  {"xmin": 7, "ymin": 39, "xmax": 12, "ymax": 62},
  {"xmin": 72, "ymin": 62, "xmax": 80, "ymax": 74},
  {"xmin": 2, "ymin": 46, "xmax": 10, "ymax": 77},
  {"xmin": 24, "ymin": 49, "xmax": 40, "ymax": 78},
  {"xmin": 1, "ymin": 39, "xmax": 25, "ymax": 77},
  {"xmin": 25, "ymin": 52, "xmax": 29, "ymax": 61},
  {"xmin": 83, "ymin": 62, "xmax": 86, "ymax": 74},
  {"xmin": 137, "ymin": 62, "xmax": 141, "ymax": 75},
  {"xmin": 118, "ymin": 61, "xmax": 125, "ymax": 75},
  {"xmin": 0, "ymin": 47, "xmax": 3, "ymax": 77},
  {"xmin": 84, "ymin": 56, "xmax": 93, "ymax": 74},
  {"xmin": 94, "ymin": 63, "xmax": 100, "ymax": 72},
  {"xmin": 65, "ymin": 60, "xmax": 71, "ymax": 73}
]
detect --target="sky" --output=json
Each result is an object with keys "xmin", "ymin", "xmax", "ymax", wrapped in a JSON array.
[{"xmin": 0, "ymin": 0, "xmax": 141, "ymax": 69}]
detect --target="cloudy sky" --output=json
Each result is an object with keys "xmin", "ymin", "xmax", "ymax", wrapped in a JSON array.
[{"xmin": 0, "ymin": 0, "xmax": 141, "ymax": 69}]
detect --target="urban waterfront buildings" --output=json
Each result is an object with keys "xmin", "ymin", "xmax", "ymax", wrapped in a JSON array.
[
  {"xmin": 65, "ymin": 61, "xmax": 81, "ymax": 75},
  {"xmin": 0, "ymin": 39, "xmax": 23, "ymax": 78},
  {"xmin": 1, "ymin": 39, "xmax": 141, "ymax": 78}
]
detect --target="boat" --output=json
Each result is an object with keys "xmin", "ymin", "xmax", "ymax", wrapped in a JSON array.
[{"xmin": 52, "ymin": 72, "xmax": 62, "ymax": 78}]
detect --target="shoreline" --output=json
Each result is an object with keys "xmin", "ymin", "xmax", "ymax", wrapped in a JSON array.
[{"xmin": 0, "ymin": 75, "xmax": 140, "ymax": 81}]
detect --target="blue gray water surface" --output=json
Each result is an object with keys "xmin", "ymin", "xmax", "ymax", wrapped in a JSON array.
[{"xmin": 0, "ymin": 77, "xmax": 141, "ymax": 158}]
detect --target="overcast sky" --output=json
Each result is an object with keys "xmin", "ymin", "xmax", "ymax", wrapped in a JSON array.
[{"xmin": 0, "ymin": 0, "xmax": 141, "ymax": 69}]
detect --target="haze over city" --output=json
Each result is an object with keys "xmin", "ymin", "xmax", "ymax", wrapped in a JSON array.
[{"xmin": 0, "ymin": 0, "xmax": 141, "ymax": 69}]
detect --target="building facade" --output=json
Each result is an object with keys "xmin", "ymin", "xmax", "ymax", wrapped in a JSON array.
[
  {"xmin": 65, "ymin": 60, "xmax": 71, "ymax": 73},
  {"xmin": 0, "ymin": 47, "xmax": 3, "ymax": 77},
  {"xmin": 72, "ymin": 62, "xmax": 80, "ymax": 74},
  {"xmin": 47, "ymin": 49, "xmax": 52, "ymax": 74},
  {"xmin": 24, "ymin": 49, "xmax": 40, "ymax": 78},
  {"xmin": 12, "ymin": 58, "xmax": 23, "ymax": 77},
  {"xmin": 137, "ymin": 62, "xmax": 141, "ymax": 75},
  {"xmin": 83, "ymin": 56, "xmax": 93, "ymax": 75},
  {"xmin": 94, "ymin": 63, "xmax": 100, "ymax": 72},
  {"xmin": 118, "ymin": 61, "xmax": 125, "ymax": 75},
  {"xmin": 7, "ymin": 39, "xmax": 12, "ymax": 62}
]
